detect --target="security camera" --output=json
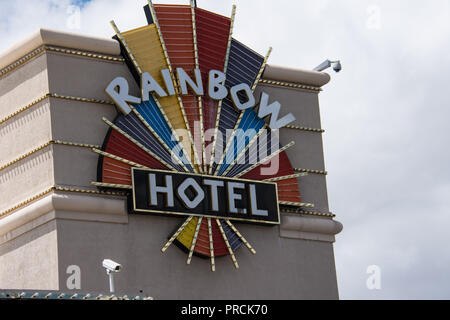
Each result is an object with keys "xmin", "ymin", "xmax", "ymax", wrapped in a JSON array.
[
  {"xmin": 314, "ymin": 59, "xmax": 342, "ymax": 73},
  {"xmin": 102, "ymin": 259, "xmax": 122, "ymax": 293},
  {"xmin": 102, "ymin": 259, "xmax": 122, "ymax": 273},
  {"xmin": 332, "ymin": 61, "xmax": 342, "ymax": 72}
]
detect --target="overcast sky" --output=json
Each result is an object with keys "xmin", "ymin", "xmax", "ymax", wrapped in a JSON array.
[{"xmin": 1, "ymin": 0, "xmax": 449, "ymax": 299}]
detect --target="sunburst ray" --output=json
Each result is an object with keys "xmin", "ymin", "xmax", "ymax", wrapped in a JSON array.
[
  {"xmin": 187, "ymin": 217, "xmax": 203, "ymax": 265},
  {"xmin": 207, "ymin": 218, "xmax": 215, "ymax": 272},
  {"xmin": 162, "ymin": 217, "xmax": 193, "ymax": 253},
  {"xmin": 216, "ymin": 219, "xmax": 239, "ymax": 269},
  {"xmin": 213, "ymin": 47, "xmax": 272, "ymax": 176},
  {"xmin": 207, "ymin": 5, "xmax": 236, "ymax": 174},
  {"xmin": 148, "ymin": 0, "xmax": 202, "ymax": 173}
]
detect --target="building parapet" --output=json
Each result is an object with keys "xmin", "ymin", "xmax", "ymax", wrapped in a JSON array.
[{"xmin": 0, "ymin": 28, "xmax": 121, "ymax": 71}]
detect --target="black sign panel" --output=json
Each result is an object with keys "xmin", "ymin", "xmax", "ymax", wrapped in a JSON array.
[{"xmin": 131, "ymin": 168, "xmax": 280, "ymax": 224}]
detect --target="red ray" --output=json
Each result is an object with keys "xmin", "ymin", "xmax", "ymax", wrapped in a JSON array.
[
  {"xmin": 155, "ymin": 4, "xmax": 202, "ymax": 166},
  {"xmin": 194, "ymin": 218, "xmax": 228, "ymax": 257},
  {"xmin": 100, "ymin": 129, "xmax": 169, "ymax": 185},
  {"xmin": 241, "ymin": 151, "xmax": 302, "ymax": 203},
  {"xmin": 195, "ymin": 7, "xmax": 231, "ymax": 166}
]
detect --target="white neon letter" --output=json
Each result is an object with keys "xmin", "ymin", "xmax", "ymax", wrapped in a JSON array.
[
  {"xmin": 227, "ymin": 182, "xmax": 247, "ymax": 214},
  {"xmin": 161, "ymin": 69, "xmax": 176, "ymax": 96},
  {"xmin": 249, "ymin": 184, "xmax": 268, "ymax": 216},
  {"xmin": 230, "ymin": 83, "xmax": 255, "ymax": 111},
  {"xmin": 257, "ymin": 92, "xmax": 295, "ymax": 129},
  {"xmin": 208, "ymin": 70, "xmax": 227, "ymax": 100},
  {"xmin": 141, "ymin": 72, "xmax": 167, "ymax": 100},
  {"xmin": 177, "ymin": 178, "xmax": 205, "ymax": 209},
  {"xmin": 203, "ymin": 179, "xmax": 224, "ymax": 212},
  {"xmin": 105, "ymin": 77, "xmax": 141, "ymax": 115},
  {"xmin": 149, "ymin": 174, "xmax": 174, "ymax": 207},
  {"xmin": 177, "ymin": 68, "xmax": 204, "ymax": 96}
]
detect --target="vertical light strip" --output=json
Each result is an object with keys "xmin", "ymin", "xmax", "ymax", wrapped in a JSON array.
[
  {"xmin": 148, "ymin": 0, "xmax": 202, "ymax": 173},
  {"xmin": 225, "ymin": 220, "xmax": 256, "ymax": 255},
  {"xmin": 187, "ymin": 217, "xmax": 203, "ymax": 265},
  {"xmin": 161, "ymin": 217, "xmax": 193, "ymax": 253},
  {"xmin": 190, "ymin": 0, "xmax": 205, "ymax": 173},
  {"xmin": 216, "ymin": 219, "xmax": 239, "ymax": 269},
  {"xmin": 207, "ymin": 218, "xmax": 216, "ymax": 272},
  {"xmin": 213, "ymin": 47, "xmax": 272, "ymax": 176},
  {"xmin": 208, "ymin": 5, "xmax": 237, "ymax": 175}
]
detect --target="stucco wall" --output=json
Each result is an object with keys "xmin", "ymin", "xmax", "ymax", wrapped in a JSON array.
[
  {"xmin": 0, "ymin": 54, "xmax": 49, "ymax": 120},
  {"xmin": 0, "ymin": 147, "xmax": 54, "ymax": 211},
  {"xmin": 0, "ymin": 220, "xmax": 59, "ymax": 290},
  {"xmin": 0, "ymin": 54, "xmax": 54, "ymax": 211},
  {"xmin": 55, "ymin": 214, "xmax": 339, "ymax": 299},
  {"xmin": 255, "ymin": 84, "xmax": 330, "ymax": 212}
]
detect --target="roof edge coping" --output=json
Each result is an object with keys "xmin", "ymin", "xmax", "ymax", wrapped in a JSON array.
[
  {"xmin": 1, "ymin": 29, "xmax": 330, "ymax": 88},
  {"xmin": 0, "ymin": 28, "xmax": 120, "ymax": 70},
  {"xmin": 262, "ymin": 64, "xmax": 331, "ymax": 87}
]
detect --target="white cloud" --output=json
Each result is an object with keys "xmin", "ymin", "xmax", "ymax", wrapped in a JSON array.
[{"xmin": 1, "ymin": 0, "xmax": 449, "ymax": 299}]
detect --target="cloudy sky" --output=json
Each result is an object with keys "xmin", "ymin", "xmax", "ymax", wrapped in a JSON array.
[{"xmin": 1, "ymin": 0, "xmax": 449, "ymax": 299}]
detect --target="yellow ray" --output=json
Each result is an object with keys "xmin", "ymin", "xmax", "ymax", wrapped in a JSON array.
[{"xmin": 161, "ymin": 217, "xmax": 193, "ymax": 253}]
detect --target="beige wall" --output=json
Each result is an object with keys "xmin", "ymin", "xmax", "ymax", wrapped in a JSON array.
[
  {"xmin": 0, "ymin": 100, "xmax": 52, "ymax": 165},
  {"xmin": 255, "ymin": 84, "xmax": 330, "ymax": 212},
  {"xmin": 0, "ymin": 221, "xmax": 59, "ymax": 290},
  {"xmin": 46, "ymin": 51, "xmax": 138, "ymax": 102},
  {"xmin": 0, "ymin": 54, "xmax": 49, "ymax": 120},
  {"xmin": 55, "ymin": 214, "xmax": 339, "ymax": 299},
  {"xmin": 0, "ymin": 147, "xmax": 54, "ymax": 211},
  {"xmin": 0, "ymin": 54, "xmax": 54, "ymax": 211}
]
